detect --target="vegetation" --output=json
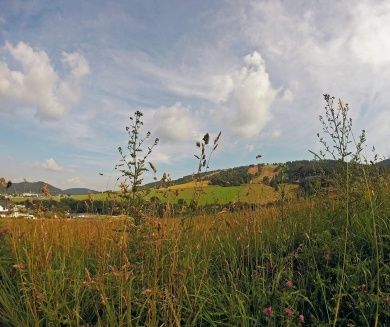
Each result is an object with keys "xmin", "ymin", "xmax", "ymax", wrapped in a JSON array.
[
  {"xmin": 209, "ymin": 165, "xmax": 252, "ymax": 186},
  {"xmin": 115, "ymin": 110, "xmax": 159, "ymax": 223},
  {"xmin": 1, "ymin": 96, "xmax": 390, "ymax": 326}
]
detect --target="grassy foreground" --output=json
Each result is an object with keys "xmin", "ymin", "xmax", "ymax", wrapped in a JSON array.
[{"xmin": 1, "ymin": 170, "xmax": 390, "ymax": 326}]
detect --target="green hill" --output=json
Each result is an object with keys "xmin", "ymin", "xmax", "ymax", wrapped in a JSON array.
[
  {"xmin": 63, "ymin": 188, "xmax": 100, "ymax": 195},
  {"xmin": 379, "ymin": 158, "xmax": 390, "ymax": 168},
  {"xmin": 0, "ymin": 181, "xmax": 63, "ymax": 195},
  {"xmin": 0, "ymin": 181, "xmax": 98, "ymax": 196}
]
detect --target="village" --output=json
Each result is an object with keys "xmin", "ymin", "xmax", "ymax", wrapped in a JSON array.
[{"xmin": 0, "ymin": 198, "xmax": 36, "ymax": 219}]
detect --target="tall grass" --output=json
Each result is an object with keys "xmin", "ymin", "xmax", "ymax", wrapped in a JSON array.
[
  {"xmin": 0, "ymin": 182, "xmax": 389, "ymax": 326},
  {"xmin": 1, "ymin": 97, "xmax": 389, "ymax": 326}
]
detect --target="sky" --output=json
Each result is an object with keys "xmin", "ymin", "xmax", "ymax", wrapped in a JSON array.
[{"xmin": 0, "ymin": 0, "xmax": 389, "ymax": 191}]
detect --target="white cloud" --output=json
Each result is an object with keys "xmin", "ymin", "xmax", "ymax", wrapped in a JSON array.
[
  {"xmin": 128, "ymin": 50, "xmax": 278, "ymax": 140},
  {"xmin": 212, "ymin": 0, "xmax": 390, "ymax": 154},
  {"xmin": 221, "ymin": 51, "xmax": 278, "ymax": 138},
  {"xmin": 349, "ymin": 2, "xmax": 390, "ymax": 66},
  {"xmin": 152, "ymin": 103, "xmax": 195, "ymax": 142},
  {"xmin": 0, "ymin": 41, "xmax": 89, "ymax": 120},
  {"xmin": 39, "ymin": 158, "xmax": 64, "ymax": 172}
]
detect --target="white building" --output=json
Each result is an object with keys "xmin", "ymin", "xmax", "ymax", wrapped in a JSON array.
[{"xmin": 0, "ymin": 200, "xmax": 8, "ymax": 212}]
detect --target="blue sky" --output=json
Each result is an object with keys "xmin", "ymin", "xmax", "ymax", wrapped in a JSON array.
[{"xmin": 1, "ymin": 0, "xmax": 389, "ymax": 190}]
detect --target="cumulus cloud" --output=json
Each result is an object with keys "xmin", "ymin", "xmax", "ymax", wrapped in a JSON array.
[
  {"xmin": 133, "ymin": 50, "xmax": 278, "ymax": 140},
  {"xmin": 349, "ymin": 2, "xmax": 390, "ymax": 66},
  {"xmin": 38, "ymin": 158, "xmax": 64, "ymax": 172},
  {"xmin": 0, "ymin": 41, "xmax": 89, "ymax": 120},
  {"xmin": 220, "ymin": 51, "xmax": 278, "ymax": 138},
  {"xmin": 152, "ymin": 103, "xmax": 195, "ymax": 142}
]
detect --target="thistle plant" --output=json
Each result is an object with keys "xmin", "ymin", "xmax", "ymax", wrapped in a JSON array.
[
  {"xmin": 191, "ymin": 131, "xmax": 221, "ymax": 208},
  {"xmin": 311, "ymin": 94, "xmax": 366, "ymax": 164},
  {"xmin": 311, "ymin": 94, "xmax": 381, "ymax": 326},
  {"xmin": 116, "ymin": 110, "xmax": 159, "ymax": 222}
]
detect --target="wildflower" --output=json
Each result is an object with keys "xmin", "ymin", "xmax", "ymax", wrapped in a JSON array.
[
  {"xmin": 297, "ymin": 314, "xmax": 304, "ymax": 324},
  {"xmin": 36, "ymin": 292, "xmax": 45, "ymax": 302},
  {"xmin": 285, "ymin": 280, "xmax": 293, "ymax": 289},
  {"xmin": 284, "ymin": 307, "xmax": 293, "ymax": 317},
  {"xmin": 357, "ymin": 284, "xmax": 367, "ymax": 292},
  {"xmin": 262, "ymin": 306, "xmax": 273, "ymax": 316},
  {"xmin": 13, "ymin": 263, "xmax": 26, "ymax": 272}
]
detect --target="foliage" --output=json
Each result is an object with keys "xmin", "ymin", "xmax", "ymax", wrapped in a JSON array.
[{"xmin": 209, "ymin": 165, "xmax": 252, "ymax": 186}]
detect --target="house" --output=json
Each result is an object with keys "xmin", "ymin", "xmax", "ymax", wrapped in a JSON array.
[
  {"xmin": 0, "ymin": 201, "xmax": 35, "ymax": 219},
  {"xmin": 0, "ymin": 200, "xmax": 10, "ymax": 217}
]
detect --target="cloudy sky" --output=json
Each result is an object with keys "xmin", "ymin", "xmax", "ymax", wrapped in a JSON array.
[{"xmin": 1, "ymin": 0, "xmax": 389, "ymax": 190}]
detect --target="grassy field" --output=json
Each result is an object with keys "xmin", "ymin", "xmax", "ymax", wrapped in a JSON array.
[
  {"xmin": 1, "ymin": 164, "xmax": 390, "ymax": 326},
  {"xmin": 9, "ymin": 179, "xmax": 291, "ymax": 206}
]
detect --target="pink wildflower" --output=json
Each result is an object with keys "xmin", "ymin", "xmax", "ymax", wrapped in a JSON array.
[
  {"xmin": 262, "ymin": 306, "xmax": 273, "ymax": 316},
  {"xmin": 285, "ymin": 280, "xmax": 293, "ymax": 289},
  {"xmin": 284, "ymin": 307, "xmax": 293, "ymax": 317}
]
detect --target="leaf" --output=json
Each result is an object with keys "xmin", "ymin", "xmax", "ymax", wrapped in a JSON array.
[{"xmin": 214, "ymin": 131, "xmax": 221, "ymax": 144}]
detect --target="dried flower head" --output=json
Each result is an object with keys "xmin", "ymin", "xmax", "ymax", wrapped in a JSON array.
[
  {"xmin": 41, "ymin": 183, "xmax": 50, "ymax": 197},
  {"xmin": 202, "ymin": 133, "xmax": 210, "ymax": 145}
]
